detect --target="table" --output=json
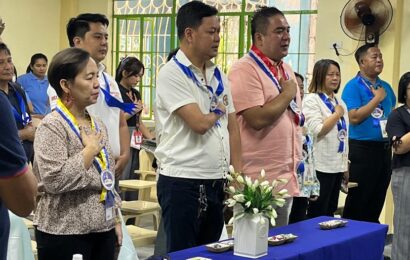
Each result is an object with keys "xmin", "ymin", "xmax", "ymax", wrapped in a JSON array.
[{"xmin": 169, "ymin": 216, "xmax": 388, "ymax": 260}]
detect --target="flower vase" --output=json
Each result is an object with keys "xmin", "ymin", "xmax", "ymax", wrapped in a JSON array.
[{"xmin": 234, "ymin": 212, "xmax": 269, "ymax": 258}]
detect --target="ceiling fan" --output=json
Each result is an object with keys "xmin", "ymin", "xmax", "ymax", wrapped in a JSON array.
[{"xmin": 340, "ymin": 0, "xmax": 393, "ymax": 45}]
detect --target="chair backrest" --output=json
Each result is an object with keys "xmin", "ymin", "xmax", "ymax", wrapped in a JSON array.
[{"xmin": 138, "ymin": 149, "xmax": 157, "ymax": 201}]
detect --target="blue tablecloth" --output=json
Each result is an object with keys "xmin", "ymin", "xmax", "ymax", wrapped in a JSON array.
[{"xmin": 169, "ymin": 216, "xmax": 388, "ymax": 260}]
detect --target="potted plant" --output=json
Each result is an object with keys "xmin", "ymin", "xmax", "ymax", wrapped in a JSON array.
[{"xmin": 225, "ymin": 166, "xmax": 290, "ymax": 258}]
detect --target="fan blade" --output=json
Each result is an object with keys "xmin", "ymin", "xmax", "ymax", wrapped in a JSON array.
[{"xmin": 370, "ymin": 0, "xmax": 393, "ymax": 34}]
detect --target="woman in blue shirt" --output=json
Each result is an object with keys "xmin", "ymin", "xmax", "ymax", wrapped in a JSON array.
[{"xmin": 17, "ymin": 53, "xmax": 50, "ymax": 118}]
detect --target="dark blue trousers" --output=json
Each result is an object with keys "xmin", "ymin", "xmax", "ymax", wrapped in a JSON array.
[{"xmin": 157, "ymin": 174, "xmax": 225, "ymax": 253}]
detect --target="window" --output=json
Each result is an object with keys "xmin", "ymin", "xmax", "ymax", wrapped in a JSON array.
[{"xmin": 113, "ymin": 0, "xmax": 317, "ymax": 119}]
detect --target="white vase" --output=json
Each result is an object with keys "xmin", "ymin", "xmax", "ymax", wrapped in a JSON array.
[{"xmin": 233, "ymin": 212, "xmax": 269, "ymax": 258}]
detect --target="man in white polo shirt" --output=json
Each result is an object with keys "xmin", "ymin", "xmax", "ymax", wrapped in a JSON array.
[
  {"xmin": 155, "ymin": 1, "xmax": 242, "ymax": 253},
  {"xmin": 67, "ymin": 13, "xmax": 132, "ymax": 177}
]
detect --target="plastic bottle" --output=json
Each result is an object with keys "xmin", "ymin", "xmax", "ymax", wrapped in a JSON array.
[{"xmin": 72, "ymin": 254, "xmax": 83, "ymax": 260}]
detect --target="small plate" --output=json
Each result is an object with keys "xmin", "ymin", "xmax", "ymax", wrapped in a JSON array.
[
  {"xmin": 268, "ymin": 234, "xmax": 298, "ymax": 246},
  {"xmin": 319, "ymin": 219, "xmax": 348, "ymax": 230},
  {"xmin": 205, "ymin": 242, "xmax": 232, "ymax": 253}
]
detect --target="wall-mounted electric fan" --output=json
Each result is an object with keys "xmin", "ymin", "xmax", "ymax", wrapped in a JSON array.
[{"xmin": 340, "ymin": 0, "xmax": 393, "ymax": 44}]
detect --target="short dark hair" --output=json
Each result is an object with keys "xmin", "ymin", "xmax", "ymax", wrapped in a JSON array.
[
  {"xmin": 294, "ymin": 72, "xmax": 304, "ymax": 83},
  {"xmin": 397, "ymin": 72, "xmax": 410, "ymax": 104},
  {"xmin": 354, "ymin": 44, "xmax": 376, "ymax": 65},
  {"xmin": 48, "ymin": 48, "xmax": 90, "ymax": 98},
  {"xmin": 0, "ymin": 42, "xmax": 11, "ymax": 56},
  {"xmin": 115, "ymin": 56, "xmax": 145, "ymax": 83},
  {"xmin": 176, "ymin": 1, "xmax": 218, "ymax": 40},
  {"xmin": 66, "ymin": 13, "xmax": 109, "ymax": 47},
  {"xmin": 26, "ymin": 53, "xmax": 48, "ymax": 73},
  {"xmin": 308, "ymin": 59, "xmax": 341, "ymax": 94},
  {"xmin": 251, "ymin": 6, "xmax": 284, "ymax": 43}
]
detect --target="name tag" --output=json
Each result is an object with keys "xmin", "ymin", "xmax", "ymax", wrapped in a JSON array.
[
  {"xmin": 130, "ymin": 129, "xmax": 143, "ymax": 149},
  {"xmin": 379, "ymin": 119, "xmax": 388, "ymax": 138},
  {"xmin": 105, "ymin": 207, "xmax": 114, "ymax": 221}
]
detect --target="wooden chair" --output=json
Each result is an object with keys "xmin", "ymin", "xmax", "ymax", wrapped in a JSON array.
[
  {"xmin": 121, "ymin": 200, "xmax": 161, "ymax": 230},
  {"xmin": 136, "ymin": 149, "xmax": 157, "ymax": 202},
  {"xmin": 126, "ymin": 225, "xmax": 157, "ymax": 247}
]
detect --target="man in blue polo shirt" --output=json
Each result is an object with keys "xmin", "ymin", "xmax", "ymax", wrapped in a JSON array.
[
  {"xmin": 341, "ymin": 44, "xmax": 396, "ymax": 223},
  {"xmin": 0, "ymin": 91, "xmax": 37, "ymax": 259},
  {"xmin": 0, "ymin": 41, "xmax": 37, "ymax": 259}
]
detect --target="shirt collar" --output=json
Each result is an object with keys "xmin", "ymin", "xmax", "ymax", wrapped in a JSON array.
[
  {"xmin": 28, "ymin": 71, "xmax": 48, "ymax": 83},
  {"xmin": 175, "ymin": 49, "xmax": 216, "ymax": 72},
  {"xmin": 98, "ymin": 63, "xmax": 106, "ymax": 75}
]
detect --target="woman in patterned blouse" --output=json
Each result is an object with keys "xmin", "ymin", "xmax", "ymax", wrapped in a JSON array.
[{"xmin": 32, "ymin": 48, "xmax": 122, "ymax": 260}]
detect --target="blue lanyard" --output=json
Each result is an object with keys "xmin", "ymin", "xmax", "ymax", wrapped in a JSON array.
[
  {"xmin": 9, "ymin": 85, "xmax": 31, "ymax": 126},
  {"xmin": 356, "ymin": 74, "xmax": 384, "ymax": 127},
  {"xmin": 55, "ymin": 107, "xmax": 110, "ymax": 171},
  {"xmin": 101, "ymin": 73, "xmax": 136, "ymax": 114},
  {"xmin": 172, "ymin": 56, "xmax": 224, "ymax": 99},
  {"xmin": 248, "ymin": 50, "xmax": 304, "ymax": 126},
  {"xmin": 318, "ymin": 93, "xmax": 347, "ymax": 153},
  {"xmin": 249, "ymin": 51, "xmax": 282, "ymax": 93}
]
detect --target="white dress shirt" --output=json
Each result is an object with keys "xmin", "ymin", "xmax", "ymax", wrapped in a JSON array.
[
  {"xmin": 302, "ymin": 93, "xmax": 349, "ymax": 173},
  {"xmin": 87, "ymin": 63, "xmax": 123, "ymax": 158},
  {"xmin": 155, "ymin": 50, "xmax": 235, "ymax": 179}
]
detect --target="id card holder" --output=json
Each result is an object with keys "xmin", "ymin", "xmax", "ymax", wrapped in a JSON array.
[
  {"xmin": 130, "ymin": 129, "xmax": 143, "ymax": 149},
  {"xmin": 105, "ymin": 207, "xmax": 114, "ymax": 221},
  {"xmin": 379, "ymin": 119, "xmax": 388, "ymax": 138}
]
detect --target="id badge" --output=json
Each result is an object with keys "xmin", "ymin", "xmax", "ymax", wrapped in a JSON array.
[
  {"xmin": 379, "ymin": 119, "xmax": 388, "ymax": 138},
  {"xmin": 130, "ymin": 129, "xmax": 143, "ymax": 149},
  {"xmin": 105, "ymin": 207, "xmax": 114, "ymax": 221}
]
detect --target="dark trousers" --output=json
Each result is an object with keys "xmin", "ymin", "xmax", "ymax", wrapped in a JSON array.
[
  {"xmin": 157, "ymin": 174, "xmax": 225, "ymax": 253},
  {"xmin": 342, "ymin": 139, "xmax": 392, "ymax": 223},
  {"xmin": 289, "ymin": 197, "xmax": 308, "ymax": 224},
  {"xmin": 307, "ymin": 171, "xmax": 343, "ymax": 218},
  {"xmin": 35, "ymin": 228, "xmax": 116, "ymax": 260}
]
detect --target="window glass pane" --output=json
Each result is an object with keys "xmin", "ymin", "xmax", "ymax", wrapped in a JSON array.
[{"xmin": 113, "ymin": 0, "xmax": 318, "ymax": 120}]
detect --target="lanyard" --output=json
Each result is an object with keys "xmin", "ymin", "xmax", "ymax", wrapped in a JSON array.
[
  {"xmin": 173, "ymin": 55, "xmax": 225, "ymax": 127},
  {"xmin": 249, "ymin": 45, "xmax": 304, "ymax": 126},
  {"xmin": 356, "ymin": 74, "xmax": 384, "ymax": 127},
  {"xmin": 9, "ymin": 85, "xmax": 31, "ymax": 126},
  {"xmin": 55, "ymin": 98, "xmax": 114, "ymax": 205},
  {"xmin": 172, "ymin": 56, "xmax": 224, "ymax": 98},
  {"xmin": 318, "ymin": 93, "xmax": 347, "ymax": 153},
  {"xmin": 101, "ymin": 73, "xmax": 136, "ymax": 114}
]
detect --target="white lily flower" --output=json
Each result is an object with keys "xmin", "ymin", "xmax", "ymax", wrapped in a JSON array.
[
  {"xmin": 265, "ymin": 186, "xmax": 273, "ymax": 193},
  {"xmin": 245, "ymin": 201, "xmax": 251, "ymax": 208},
  {"xmin": 278, "ymin": 178, "xmax": 289, "ymax": 184},
  {"xmin": 229, "ymin": 186, "xmax": 236, "ymax": 193},
  {"xmin": 270, "ymin": 217, "xmax": 276, "ymax": 226},
  {"xmin": 245, "ymin": 176, "xmax": 252, "ymax": 187},
  {"xmin": 271, "ymin": 208, "xmax": 278, "ymax": 218},
  {"xmin": 278, "ymin": 188, "xmax": 288, "ymax": 195},
  {"xmin": 226, "ymin": 174, "xmax": 233, "ymax": 182},
  {"xmin": 233, "ymin": 194, "xmax": 245, "ymax": 203},
  {"xmin": 271, "ymin": 180, "xmax": 277, "ymax": 187},
  {"xmin": 260, "ymin": 169, "xmax": 266, "ymax": 178},
  {"xmin": 229, "ymin": 165, "xmax": 235, "ymax": 174},
  {"xmin": 260, "ymin": 180, "xmax": 269, "ymax": 187},
  {"xmin": 227, "ymin": 198, "xmax": 236, "ymax": 207},
  {"xmin": 236, "ymin": 175, "xmax": 245, "ymax": 184},
  {"xmin": 253, "ymin": 208, "xmax": 259, "ymax": 214},
  {"xmin": 228, "ymin": 217, "xmax": 234, "ymax": 225},
  {"xmin": 266, "ymin": 205, "xmax": 272, "ymax": 210},
  {"xmin": 252, "ymin": 179, "xmax": 259, "ymax": 189}
]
